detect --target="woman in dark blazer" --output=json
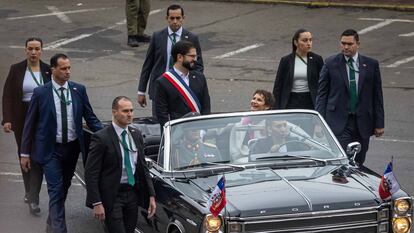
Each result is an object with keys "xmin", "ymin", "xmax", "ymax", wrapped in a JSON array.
[
  {"xmin": 273, "ymin": 29, "xmax": 324, "ymax": 110},
  {"xmin": 1, "ymin": 37, "xmax": 51, "ymax": 214}
]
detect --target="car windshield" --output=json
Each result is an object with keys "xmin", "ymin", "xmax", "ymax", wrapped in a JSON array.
[{"xmin": 168, "ymin": 113, "xmax": 343, "ymax": 170}]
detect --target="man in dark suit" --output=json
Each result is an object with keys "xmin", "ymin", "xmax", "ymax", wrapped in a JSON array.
[
  {"xmin": 154, "ymin": 40, "xmax": 210, "ymax": 126},
  {"xmin": 316, "ymin": 29, "xmax": 384, "ymax": 165},
  {"xmin": 85, "ymin": 96, "xmax": 156, "ymax": 233},
  {"xmin": 20, "ymin": 53, "xmax": 103, "ymax": 233},
  {"xmin": 137, "ymin": 4, "xmax": 204, "ymax": 117}
]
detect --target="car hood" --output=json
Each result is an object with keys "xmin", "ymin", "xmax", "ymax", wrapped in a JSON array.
[{"xmin": 177, "ymin": 164, "xmax": 383, "ymax": 217}]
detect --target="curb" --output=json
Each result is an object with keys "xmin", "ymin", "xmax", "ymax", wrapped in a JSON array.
[{"xmin": 196, "ymin": 0, "xmax": 414, "ymax": 11}]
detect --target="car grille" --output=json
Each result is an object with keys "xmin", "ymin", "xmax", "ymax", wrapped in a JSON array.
[{"xmin": 226, "ymin": 206, "xmax": 390, "ymax": 233}]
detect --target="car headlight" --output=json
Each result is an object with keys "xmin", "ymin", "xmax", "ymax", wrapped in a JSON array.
[
  {"xmin": 392, "ymin": 217, "xmax": 411, "ymax": 233},
  {"xmin": 204, "ymin": 214, "xmax": 222, "ymax": 232},
  {"xmin": 394, "ymin": 199, "xmax": 411, "ymax": 215}
]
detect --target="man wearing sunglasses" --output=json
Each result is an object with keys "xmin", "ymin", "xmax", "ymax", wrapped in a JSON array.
[
  {"xmin": 137, "ymin": 4, "xmax": 204, "ymax": 118},
  {"xmin": 85, "ymin": 96, "xmax": 156, "ymax": 233}
]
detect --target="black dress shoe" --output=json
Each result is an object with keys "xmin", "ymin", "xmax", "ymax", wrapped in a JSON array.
[
  {"xmin": 127, "ymin": 36, "xmax": 139, "ymax": 47},
  {"xmin": 29, "ymin": 203, "xmax": 41, "ymax": 215},
  {"xmin": 136, "ymin": 34, "xmax": 151, "ymax": 43}
]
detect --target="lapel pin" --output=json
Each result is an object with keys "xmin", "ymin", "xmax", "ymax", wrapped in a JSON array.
[
  {"xmin": 309, "ymin": 56, "xmax": 313, "ymax": 59},
  {"xmin": 185, "ymin": 35, "xmax": 189, "ymax": 39},
  {"xmin": 73, "ymin": 87, "xmax": 77, "ymax": 90},
  {"xmin": 192, "ymin": 75, "xmax": 196, "ymax": 79},
  {"xmin": 363, "ymin": 64, "xmax": 367, "ymax": 67}
]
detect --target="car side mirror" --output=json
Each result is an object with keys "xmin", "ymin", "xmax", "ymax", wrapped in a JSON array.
[
  {"xmin": 145, "ymin": 158, "xmax": 153, "ymax": 169},
  {"xmin": 346, "ymin": 142, "xmax": 361, "ymax": 165}
]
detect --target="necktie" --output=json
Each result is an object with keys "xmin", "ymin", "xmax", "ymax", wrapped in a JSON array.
[
  {"xmin": 348, "ymin": 58, "xmax": 358, "ymax": 113},
  {"xmin": 121, "ymin": 130, "xmax": 135, "ymax": 186},
  {"xmin": 169, "ymin": 33, "xmax": 177, "ymax": 70},
  {"xmin": 60, "ymin": 87, "xmax": 68, "ymax": 143}
]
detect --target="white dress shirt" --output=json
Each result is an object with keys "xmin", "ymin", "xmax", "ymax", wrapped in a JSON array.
[
  {"xmin": 166, "ymin": 26, "xmax": 183, "ymax": 71},
  {"xmin": 173, "ymin": 66, "xmax": 190, "ymax": 86},
  {"xmin": 52, "ymin": 79, "xmax": 76, "ymax": 143},
  {"xmin": 112, "ymin": 122, "xmax": 138, "ymax": 184},
  {"xmin": 344, "ymin": 53, "xmax": 360, "ymax": 93}
]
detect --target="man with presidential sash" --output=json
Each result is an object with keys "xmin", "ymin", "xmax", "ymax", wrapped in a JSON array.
[{"xmin": 154, "ymin": 40, "xmax": 210, "ymax": 126}]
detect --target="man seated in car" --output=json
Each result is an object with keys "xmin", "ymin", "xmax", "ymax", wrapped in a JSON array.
[
  {"xmin": 249, "ymin": 119, "xmax": 306, "ymax": 154},
  {"xmin": 173, "ymin": 129, "xmax": 222, "ymax": 168}
]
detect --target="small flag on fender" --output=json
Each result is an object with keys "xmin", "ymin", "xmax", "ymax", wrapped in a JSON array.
[
  {"xmin": 208, "ymin": 176, "xmax": 226, "ymax": 217},
  {"xmin": 378, "ymin": 161, "xmax": 400, "ymax": 201}
]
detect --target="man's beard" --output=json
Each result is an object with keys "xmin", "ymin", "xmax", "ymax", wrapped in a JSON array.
[{"xmin": 182, "ymin": 60, "xmax": 194, "ymax": 70}]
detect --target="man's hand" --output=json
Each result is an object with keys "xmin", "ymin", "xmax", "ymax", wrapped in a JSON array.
[
  {"xmin": 93, "ymin": 204, "xmax": 105, "ymax": 221},
  {"xmin": 20, "ymin": 157, "xmax": 31, "ymax": 172},
  {"xmin": 3, "ymin": 122, "xmax": 12, "ymax": 133},
  {"xmin": 374, "ymin": 128, "xmax": 384, "ymax": 137},
  {"xmin": 147, "ymin": 196, "xmax": 156, "ymax": 218},
  {"xmin": 137, "ymin": 94, "xmax": 147, "ymax": 107}
]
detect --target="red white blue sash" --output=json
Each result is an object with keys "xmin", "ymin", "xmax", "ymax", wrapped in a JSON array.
[{"xmin": 162, "ymin": 70, "xmax": 201, "ymax": 113}]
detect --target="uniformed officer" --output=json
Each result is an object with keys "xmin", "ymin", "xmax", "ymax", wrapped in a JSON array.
[{"xmin": 174, "ymin": 129, "xmax": 221, "ymax": 168}]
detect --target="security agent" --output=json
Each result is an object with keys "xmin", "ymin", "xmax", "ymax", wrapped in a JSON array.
[{"xmin": 85, "ymin": 96, "xmax": 156, "ymax": 233}]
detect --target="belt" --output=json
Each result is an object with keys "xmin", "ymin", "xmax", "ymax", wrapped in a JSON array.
[
  {"xmin": 118, "ymin": 183, "xmax": 134, "ymax": 192},
  {"xmin": 56, "ymin": 139, "xmax": 78, "ymax": 146}
]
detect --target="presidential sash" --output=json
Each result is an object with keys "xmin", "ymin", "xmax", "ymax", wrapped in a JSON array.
[{"xmin": 162, "ymin": 70, "xmax": 201, "ymax": 113}]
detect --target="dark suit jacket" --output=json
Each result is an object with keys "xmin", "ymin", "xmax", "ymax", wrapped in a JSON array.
[
  {"xmin": 20, "ymin": 81, "xmax": 103, "ymax": 164},
  {"xmin": 138, "ymin": 27, "xmax": 204, "ymax": 99},
  {"xmin": 1, "ymin": 60, "xmax": 51, "ymax": 152},
  {"xmin": 85, "ymin": 124, "xmax": 156, "ymax": 213},
  {"xmin": 315, "ymin": 53, "xmax": 384, "ymax": 138},
  {"xmin": 273, "ymin": 52, "xmax": 324, "ymax": 109},
  {"xmin": 154, "ymin": 70, "xmax": 211, "ymax": 126}
]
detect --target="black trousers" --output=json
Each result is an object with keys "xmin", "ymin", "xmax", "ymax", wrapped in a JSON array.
[
  {"xmin": 286, "ymin": 92, "xmax": 314, "ymax": 110},
  {"xmin": 105, "ymin": 184, "xmax": 139, "ymax": 233},
  {"xmin": 16, "ymin": 101, "xmax": 44, "ymax": 204},
  {"xmin": 336, "ymin": 115, "xmax": 370, "ymax": 165}
]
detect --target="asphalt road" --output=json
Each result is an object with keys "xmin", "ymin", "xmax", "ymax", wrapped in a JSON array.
[{"xmin": 0, "ymin": 0, "xmax": 413, "ymax": 232}]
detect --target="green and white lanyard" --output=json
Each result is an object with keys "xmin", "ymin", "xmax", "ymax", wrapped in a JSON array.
[
  {"xmin": 295, "ymin": 53, "xmax": 308, "ymax": 65},
  {"xmin": 27, "ymin": 66, "xmax": 44, "ymax": 86},
  {"xmin": 52, "ymin": 86, "xmax": 72, "ymax": 105},
  {"xmin": 346, "ymin": 59, "xmax": 360, "ymax": 73}
]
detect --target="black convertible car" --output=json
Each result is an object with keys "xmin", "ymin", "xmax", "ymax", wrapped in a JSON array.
[{"xmin": 75, "ymin": 110, "xmax": 413, "ymax": 233}]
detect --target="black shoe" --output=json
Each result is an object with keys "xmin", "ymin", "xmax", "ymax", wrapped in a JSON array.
[
  {"xmin": 127, "ymin": 36, "xmax": 139, "ymax": 47},
  {"xmin": 29, "ymin": 203, "xmax": 41, "ymax": 215},
  {"xmin": 24, "ymin": 194, "xmax": 29, "ymax": 203},
  {"xmin": 136, "ymin": 34, "xmax": 151, "ymax": 43}
]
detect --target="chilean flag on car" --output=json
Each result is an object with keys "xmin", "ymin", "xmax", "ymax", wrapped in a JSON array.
[
  {"xmin": 208, "ymin": 176, "xmax": 226, "ymax": 217},
  {"xmin": 378, "ymin": 161, "xmax": 400, "ymax": 201}
]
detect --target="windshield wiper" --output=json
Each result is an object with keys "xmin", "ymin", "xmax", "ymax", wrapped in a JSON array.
[
  {"xmin": 256, "ymin": 154, "xmax": 327, "ymax": 165},
  {"xmin": 175, "ymin": 161, "xmax": 245, "ymax": 172}
]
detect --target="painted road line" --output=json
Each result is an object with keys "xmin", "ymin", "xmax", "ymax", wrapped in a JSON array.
[
  {"xmin": 46, "ymin": 6, "xmax": 72, "ymax": 23},
  {"xmin": 6, "ymin": 7, "xmax": 116, "ymax": 20},
  {"xmin": 399, "ymin": 32, "xmax": 414, "ymax": 37},
  {"xmin": 357, "ymin": 18, "xmax": 414, "ymax": 35},
  {"xmin": 44, "ymin": 8, "xmax": 162, "ymax": 50},
  {"xmin": 358, "ymin": 18, "xmax": 414, "ymax": 23},
  {"xmin": 213, "ymin": 43, "xmax": 265, "ymax": 59},
  {"xmin": 358, "ymin": 19, "xmax": 395, "ymax": 35},
  {"xmin": 386, "ymin": 56, "xmax": 414, "ymax": 68}
]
